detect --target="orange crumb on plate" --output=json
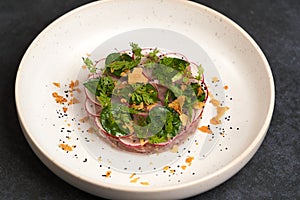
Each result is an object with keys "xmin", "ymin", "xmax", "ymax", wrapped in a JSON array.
[
  {"xmin": 69, "ymin": 80, "xmax": 77, "ymax": 89},
  {"xmin": 140, "ymin": 182, "xmax": 149, "ymax": 185},
  {"xmin": 129, "ymin": 173, "xmax": 136, "ymax": 179},
  {"xmin": 210, "ymin": 106, "xmax": 230, "ymax": 125},
  {"xmin": 181, "ymin": 165, "xmax": 187, "ymax": 170},
  {"xmin": 130, "ymin": 177, "xmax": 140, "ymax": 183},
  {"xmin": 185, "ymin": 156, "xmax": 194, "ymax": 166},
  {"xmin": 52, "ymin": 92, "xmax": 67, "ymax": 104},
  {"xmin": 198, "ymin": 126, "xmax": 212, "ymax": 134},
  {"xmin": 62, "ymin": 107, "xmax": 68, "ymax": 113},
  {"xmin": 105, "ymin": 171, "xmax": 111, "ymax": 177},
  {"xmin": 52, "ymin": 82, "xmax": 60, "ymax": 88},
  {"xmin": 224, "ymin": 85, "xmax": 229, "ymax": 90},
  {"xmin": 59, "ymin": 144, "xmax": 73, "ymax": 151},
  {"xmin": 163, "ymin": 166, "xmax": 170, "ymax": 171},
  {"xmin": 209, "ymin": 98, "xmax": 220, "ymax": 106}
]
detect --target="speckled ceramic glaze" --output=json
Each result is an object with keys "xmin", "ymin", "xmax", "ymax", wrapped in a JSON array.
[{"xmin": 15, "ymin": 0, "xmax": 274, "ymax": 199}]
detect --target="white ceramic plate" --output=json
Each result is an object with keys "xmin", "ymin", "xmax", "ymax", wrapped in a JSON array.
[{"xmin": 15, "ymin": 0, "xmax": 275, "ymax": 199}]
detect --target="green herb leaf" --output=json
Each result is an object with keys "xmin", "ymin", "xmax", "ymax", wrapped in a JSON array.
[
  {"xmin": 148, "ymin": 133, "xmax": 168, "ymax": 144},
  {"xmin": 159, "ymin": 57, "xmax": 190, "ymax": 72},
  {"xmin": 191, "ymin": 82, "xmax": 206, "ymax": 102},
  {"xmin": 100, "ymin": 105, "xmax": 132, "ymax": 137},
  {"xmin": 130, "ymin": 43, "xmax": 142, "ymax": 58},
  {"xmin": 130, "ymin": 83, "xmax": 158, "ymax": 106},
  {"xmin": 105, "ymin": 53, "xmax": 121, "ymax": 65},
  {"xmin": 83, "ymin": 76, "xmax": 115, "ymax": 107},
  {"xmin": 83, "ymin": 78, "xmax": 99, "ymax": 95},
  {"xmin": 147, "ymin": 107, "xmax": 181, "ymax": 144},
  {"xmin": 83, "ymin": 57, "xmax": 96, "ymax": 73},
  {"xmin": 105, "ymin": 53, "xmax": 135, "ymax": 76},
  {"xmin": 195, "ymin": 64, "xmax": 204, "ymax": 81}
]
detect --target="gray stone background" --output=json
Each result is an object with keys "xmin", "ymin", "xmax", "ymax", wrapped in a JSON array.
[{"xmin": 0, "ymin": 0, "xmax": 299, "ymax": 199}]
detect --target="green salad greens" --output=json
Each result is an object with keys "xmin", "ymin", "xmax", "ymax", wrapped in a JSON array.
[{"xmin": 82, "ymin": 43, "xmax": 207, "ymax": 149}]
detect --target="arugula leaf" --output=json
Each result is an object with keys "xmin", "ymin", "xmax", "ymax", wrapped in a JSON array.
[{"xmin": 83, "ymin": 57, "xmax": 96, "ymax": 73}]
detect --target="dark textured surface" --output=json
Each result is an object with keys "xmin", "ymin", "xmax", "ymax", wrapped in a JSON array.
[{"xmin": 0, "ymin": 0, "xmax": 299, "ymax": 199}]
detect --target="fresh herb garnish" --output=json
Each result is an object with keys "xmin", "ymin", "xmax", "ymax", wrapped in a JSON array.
[
  {"xmin": 83, "ymin": 76, "xmax": 115, "ymax": 107},
  {"xmin": 195, "ymin": 64, "xmax": 204, "ymax": 81},
  {"xmin": 130, "ymin": 42, "xmax": 142, "ymax": 60},
  {"xmin": 100, "ymin": 104, "xmax": 132, "ymax": 136},
  {"xmin": 104, "ymin": 53, "xmax": 134, "ymax": 76},
  {"xmin": 191, "ymin": 82, "xmax": 206, "ymax": 102},
  {"xmin": 130, "ymin": 83, "xmax": 158, "ymax": 106},
  {"xmin": 83, "ymin": 57, "xmax": 97, "ymax": 73},
  {"xmin": 148, "ymin": 107, "xmax": 181, "ymax": 144},
  {"xmin": 159, "ymin": 57, "xmax": 189, "ymax": 72},
  {"xmin": 82, "ymin": 43, "xmax": 207, "ymax": 149}
]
